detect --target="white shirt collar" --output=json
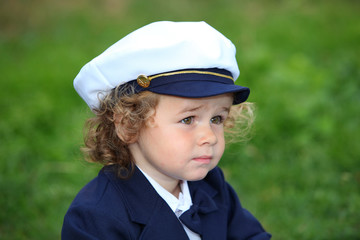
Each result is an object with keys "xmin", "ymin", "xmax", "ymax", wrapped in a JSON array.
[
  {"xmin": 138, "ymin": 167, "xmax": 193, "ymax": 214},
  {"xmin": 137, "ymin": 166, "xmax": 201, "ymax": 240}
]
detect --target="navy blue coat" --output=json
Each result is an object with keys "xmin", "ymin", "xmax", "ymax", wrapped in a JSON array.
[{"xmin": 62, "ymin": 166, "xmax": 271, "ymax": 239}]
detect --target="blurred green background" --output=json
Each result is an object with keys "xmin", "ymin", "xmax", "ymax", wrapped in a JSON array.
[{"xmin": 1, "ymin": 0, "xmax": 359, "ymax": 239}]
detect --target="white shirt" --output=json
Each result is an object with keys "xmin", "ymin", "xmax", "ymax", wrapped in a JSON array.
[{"xmin": 138, "ymin": 167, "xmax": 201, "ymax": 240}]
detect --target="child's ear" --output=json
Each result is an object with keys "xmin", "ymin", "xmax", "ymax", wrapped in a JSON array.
[
  {"xmin": 145, "ymin": 116, "xmax": 156, "ymax": 128},
  {"xmin": 114, "ymin": 113, "xmax": 138, "ymax": 143},
  {"xmin": 144, "ymin": 109, "xmax": 157, "ymax": 128}
]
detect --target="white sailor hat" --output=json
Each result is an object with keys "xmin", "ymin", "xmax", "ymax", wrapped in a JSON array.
[{"xmin": 74, "ymin": 21, "xmax": 250, "ymax": 110}]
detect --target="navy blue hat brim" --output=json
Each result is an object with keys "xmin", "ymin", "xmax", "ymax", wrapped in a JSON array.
[
  {"xmin": 148, "ymin": 80, "xmax": 250, "ymax": 104},
  {"xmin": 131, "ymin": 68, "xmax": 250, "ymax": 104}
]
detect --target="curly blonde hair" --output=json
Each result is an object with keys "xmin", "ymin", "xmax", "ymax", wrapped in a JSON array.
[
  {"xmin": 82, "ymin": 85, "xmax": 254, "ymax": 178},
  {"xmin": 224, "ymin": 101, "xmax": 255, "ymax": 142}
]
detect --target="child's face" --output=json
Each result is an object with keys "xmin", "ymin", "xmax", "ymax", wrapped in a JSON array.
[{"xmin": 129, "ymin": 93, "xmax": 233, "ymax": 185}]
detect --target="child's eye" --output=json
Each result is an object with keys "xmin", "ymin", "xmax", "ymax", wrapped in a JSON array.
[
  {"xmin": 181, "ymin": 117, "xmax": 194, "ymax": 125},
  {"xmin": 210, "ymin": 116, "xmax": 223, "ymax": 124}
]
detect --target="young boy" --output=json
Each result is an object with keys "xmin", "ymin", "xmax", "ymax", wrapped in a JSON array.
[{"xmin": 62, "ymin": 21, "xmax": 271, "ymax": 240}]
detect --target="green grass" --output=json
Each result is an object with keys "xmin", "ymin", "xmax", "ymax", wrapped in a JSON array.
[{"xmin": 1, "ymin": 0, "xmax": 359, "ymax": 239}]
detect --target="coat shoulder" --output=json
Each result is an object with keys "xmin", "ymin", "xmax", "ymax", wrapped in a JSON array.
[{"xmin": 61, "ymin": 169, "xmax": 136, "ymax": 239}]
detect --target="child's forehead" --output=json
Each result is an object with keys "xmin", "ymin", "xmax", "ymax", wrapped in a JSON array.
[{"xmin": 156, "ymin": 93, "xmax": 233, "ymax": 111}]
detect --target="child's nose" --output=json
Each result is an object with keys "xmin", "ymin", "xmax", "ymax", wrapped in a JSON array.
[{"xmin": 197, "ymin": 124, "xmax": 218, "ymax": 146}]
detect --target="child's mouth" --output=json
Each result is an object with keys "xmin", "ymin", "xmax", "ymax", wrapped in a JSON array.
[{"xmin": 192, "ymin": 156, "xmax": 212, "ymax": 164}]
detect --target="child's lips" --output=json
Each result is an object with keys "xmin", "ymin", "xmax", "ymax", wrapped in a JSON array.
[{"xmin": 192, "ymin": 156, "xmax": 212, "ymax": 164}]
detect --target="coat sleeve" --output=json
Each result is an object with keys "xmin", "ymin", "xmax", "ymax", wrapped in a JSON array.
[
  {"xmin": 61, "ymin": 204, "xmax": 132, "ymax": 240},
  {"xmin": 225, "ymin": 181, "xmax": 272, "ymax": 240}
]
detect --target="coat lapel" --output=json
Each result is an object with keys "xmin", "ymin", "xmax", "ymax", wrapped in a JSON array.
[{"xmin": 103, "ymin": 165, "xmax": 189, "ymax": 239}]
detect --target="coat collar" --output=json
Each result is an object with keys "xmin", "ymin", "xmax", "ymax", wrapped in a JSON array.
[
  {"xmin": 102, "ymin": 165, "xmax": 226, "ymax": 239},
  {"xmin": 103, "ymin": 165, "xmax": 167, "ymax": 224}
]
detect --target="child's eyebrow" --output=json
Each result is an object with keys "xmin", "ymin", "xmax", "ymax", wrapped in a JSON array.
[
  {"xmin": 221, "ymin": 106, "xmax": 231, "ymax": 113},
  {"xmin": 178, "ymin": 105, "xmax": 204, "ymax": 114},
  {"xmin": 177, "ymin": 105, "xmax": 230, "ymax": 114}
]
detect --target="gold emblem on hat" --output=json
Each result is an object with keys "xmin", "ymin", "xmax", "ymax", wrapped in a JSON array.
[{"xmin": 137, "ymin": 74, "xmax": 151, "ymax": 88}]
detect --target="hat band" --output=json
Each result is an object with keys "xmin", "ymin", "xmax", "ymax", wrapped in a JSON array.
[
  {"xmin": 135, "ymin": 68, "xmax": 234, "ymax": 89},
  {"xmin": 150, "ymin": 69, "xmax": 234, "ymax": 82}
]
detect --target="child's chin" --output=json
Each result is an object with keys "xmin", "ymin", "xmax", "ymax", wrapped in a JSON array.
[{"xmin": 185, "ymin": 171, "xmax": 210, "ymax": 181}]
